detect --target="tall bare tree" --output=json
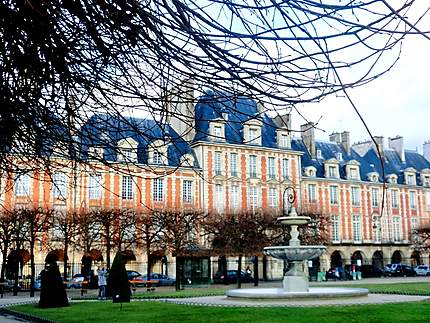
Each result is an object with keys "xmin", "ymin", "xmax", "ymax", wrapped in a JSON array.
[{"xmin": 0, "ymin": 211, "xmax": 15, "ymax": 281}]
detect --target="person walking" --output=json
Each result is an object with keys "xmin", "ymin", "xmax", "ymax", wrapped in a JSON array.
[{"xmin": 97, "ymin": 266, "xmax": 107, "ymax": 300}]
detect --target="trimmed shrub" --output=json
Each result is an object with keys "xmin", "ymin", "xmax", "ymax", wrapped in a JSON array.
[
  {"xmin": 107, "ymin": 251, "xmax": 131, "ymax": 303},
  {"xmin": 38, "ymin": 262, "xmax": 69, "ymax": 308}
]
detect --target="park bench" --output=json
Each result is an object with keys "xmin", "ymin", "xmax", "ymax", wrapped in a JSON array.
[{"xmin": 129, "ymin": 279, "xmax": 159, "ymax": 292}]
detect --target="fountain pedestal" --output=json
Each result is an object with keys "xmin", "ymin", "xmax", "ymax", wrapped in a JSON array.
[{"xmin": 283, "ymin": 261, "xmax": 308, "ymax": 292}]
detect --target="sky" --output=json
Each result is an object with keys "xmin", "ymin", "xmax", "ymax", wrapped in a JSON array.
[{"xmin": 290, "ymin": 4, "xmax": 430, "ymax": 154}]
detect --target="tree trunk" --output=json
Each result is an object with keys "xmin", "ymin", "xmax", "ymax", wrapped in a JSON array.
[
  {"xmin": 106, "ymin": 241, "xmax": 111, "ymax": 269},
  {"xmin": 29, "ymin": 240, "xmax": 35, "ymax": 297},
  {"xmin": 63, "ymin": 238, "xmax": 69, "ymax": 281},
  {"xmin": 1, "ymin": 242, "xmax": 9, "ymax": 281},
  {"xmin": 175, "ymin": 257, "xmax": 182, "ymax": 291},
  {"xmin": 219, "ymin": 256, "xmax": 228, "ymax": 285},
  {"xmin": 253, "ymin": 256, "xmax": 259, "ymax": 286},
  {"xmin": 262, "ymin": 255, "xmax": 267, "ymax": 281},
  {"xmin": 237, "ymin": 255, "xmax": 242, "ymax": 289}
]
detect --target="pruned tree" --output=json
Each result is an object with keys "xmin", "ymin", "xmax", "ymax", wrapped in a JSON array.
[
  {"xmin": 19, "ymin": 207, "xmax": 53, "ymax": 297},
  {"xmin": 113, "ymin": 209, "xmax": 137, "ymax": 252},
  {"xmin": 0, "ymin": 211, "xmax": 15, "ymax": 281},
  {"xmin": 298, "ymin": 210, "xmax": 331, "ymax": 246},
  {"xmin": 75, "ymin": 210, "xmax": 102, "ymax": 274},
  {"xmin": 202, "ymin": 211, "xmax": 274, "ymax": 288},
  {"xmin": 155, "ymin": 209, "xmax": 204, "ymax": 291},
  {"xmin": 93, "ymin": 209, "xmax": 119, "ymax": 269},
  {"xmin": 135, "ymin": 211, "xmax": 165, "ymax": 280},
  {"xmin": 414, "ymin": 222, "xmax": 430, "ymax": 251},
  {"xmin": 52, "ymin": 211, "xmax": 79, "ymax": 281}
]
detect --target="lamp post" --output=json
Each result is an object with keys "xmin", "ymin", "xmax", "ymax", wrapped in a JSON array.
[{"xmin": 282, "ymin": 186, "xmax": 296, "ymax": 216}]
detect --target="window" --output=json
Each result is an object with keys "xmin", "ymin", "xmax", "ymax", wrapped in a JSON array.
[
  {"xmin": 215, "ymin": 184, "xmax": 224, "ymax": 212},
  {"xmin": 282, "ymin": 158, "xmax": 289, "ymax": 180},
  {"xmin": 336, "ymin": 152, "xmax": 343, "ymax": 161},
  {"xmin": 89, "ymin": 174, "xmax": 102, "ymax": 199},
  {"xmin": 423, "ymin": 175, "xmax": 430, "ymax": 187},
  {"xmin": 410, "ymin": 191, "xmax": 416, "ymax": 209},
  {"xmin": 213, "ymin": 125, "xmax": 222, "ymax": 139},
  {"xmin": 407, "ymin": 174, "xmax": 415, "ymax": 185},
  {"xmin": 249, "ymin": 128, "xmax": 258, "ymax": 144},
  {"xmin": 123, "ymin": 148, "xmax": 133, "ymax": 162},
  {"xmin": 329, "ymin": 186, "xmax": 338, "ymax": 205},
  {"xmin": 249, "ymin": 155, "xmax": 257, "ymax": 178},
  {"xmin": 308, "ymin": 184, "xmax": 317, "ymax": 203},
  {"xmin": 268, "ymin": 187, "xmax": 277, "ymax": 208},
  {"xmin": 122, "ymin": 176, "xmax": 133, "ymax": 200},
  {"xmin": 331, "ymin": 215, "xmax": 340, "ymax": 242},
  {"xmin": 230, "ymin": 185, "xmax": 240, "ymax": 210},
  {"xmin": 371, "ymin": 188, "xmax": 379, "ymax": 207},
  {"xmin": 393, "ymin": 217, "xmax": 401, "ymax": 242},
  {"xmin": 316, "ymin": 149, "xmax": 322, "ymax": 159},
  {"xmin": 153, "ymin": 151, "xmax": 163, "ymax": 165},
  {"xmin": 351, "ymin": 187, "xmax": 360, "ymax": 206},
  {"xmin": 391, "ymin": 190, "xmax": 399, "ymax": 208},
  {"xmin": 268, "ymin": 157, "xmax": 276, "ymax": 179},
  {"xmin": 350, "ymin": 168, "xmax": 358, "ymax": 180},
  {"xmin": 328, "ymin": 166, "xmax": 337, "ymax": 178},
  {"xmin": 153, "ymin": 178, "xmax": 163, "ymax": 202},
  {"xmin": 230, "ymin": 153, "xmax": 238, "ymax": 177},
  {"xmin": 427, "ymin": 192, "xmax": 430, "ymax": 211},
  {"xmin": 183, "ymin": 180, "xmax": 193, "ymax": 203},
  {"xmin": 53, "ymin": 172, "xmax": 67, "ymax": 198},
  {"xmin": 372, "ymin": 216, "xmax": 382, "ymax": 242},
  {"xmin": 352, "ymin": 215, "xmax": 361, "ymax": 242},
  {"xmin": 214, "ymin": 151, "xmax": 222, "ymax": 176},
  {"xmin": 248, "ymin": 186, "xmax": 259, "ymax": 212},
  {"xmin": 280, "ymin": 134, "xmax": 289, "ymax": 148},
  {"xmin": 15, "ymin": 174, "xmax": 30, "ymax": 196}
]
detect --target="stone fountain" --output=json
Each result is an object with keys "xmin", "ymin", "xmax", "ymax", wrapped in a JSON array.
[{"xmin": 226, "ymin": 190, "xmax": 368, "ymax": 299}]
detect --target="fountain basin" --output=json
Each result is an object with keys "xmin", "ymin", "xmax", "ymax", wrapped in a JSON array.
[
  {"xmin": 277, "ymin": 216, "xmax": 310, "ymax": 226},
  {"xmin": 263, "ymin": 245, "xmax": 326, "ymax": 261},
  {"xmin": 226, "ymin": 287, "xmax": 369, "ymax": 299}
]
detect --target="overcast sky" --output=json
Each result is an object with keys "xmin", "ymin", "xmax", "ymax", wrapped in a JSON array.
[{"xmin": 291, "ymin": 5, "xmax": 430, "ymax": 153}]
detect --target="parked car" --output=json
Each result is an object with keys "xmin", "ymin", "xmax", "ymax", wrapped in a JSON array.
[
  {"xmin": 414, "ymin": 265, "xmax": 430, "ymax": 276},
  {"xmin": 213, "ymin": 270, "xmax": 253, "ymax": 284},
  {"xmin": 141, "ymin": 273, "xmax": 176, "ymax": 286},
  {"xmin": 359, "ymin": 265, "xmax": 384, "ymax": 278},
  {"xmin": 384, "ymin": 264, "xmax": 416, "ymax": 277}
]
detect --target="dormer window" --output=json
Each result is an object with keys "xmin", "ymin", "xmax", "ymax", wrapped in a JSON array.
[
  {"xmin": 117, "ymin": 138, "xmax": 138, "ymax": 163},
  {"xmin": 421, "ymin": 170, "xmax": 430, "ymax": 187},
  {"xmin": 88, "ymin": 147, "xmax": 104, "ymax": 160},
  {"xmin": 209, "ymin": 120, "xmax": 225, "ymax": 142},
  {"xmin": 386, "ymin": 174, "xmax": 398, "ymax": 184},
  {"xmin": 249, "ymin": 128, "xmax": 258, "ymax": 144},
  {"xmin": 304, "ymin": 166, "xmax": 317, "ymax": 177},
  {"xmin": 404, "ymin": 167, "xmax": 417, "ymax": 186},
  {"xmin": 336, "ymin": 152, "xmax": 343, "ymax": 161},
  {"xmin": 180, "ymin": 154, "xmax": 195, "ymax": 167},
  {"xmin": 153, "ymin": 151, "xmax": 163, "ymax": 165},
  {"xmin": 244, "ymin": 119, "xmax": 262, "ymax": 145},
  {"xmin": 346, "ymin": 160, "xmax": 361, "ymax": 181},
  {"xmin": 316, "ymin": 149, "xmax": 322, "ymax": 159},
  {"xmin": 367, "ymin": 172, "xmax": 379, "ymax": 182},
  {"xmin": 324, "ymin": 159, "xmax": 340, "ymax": 179},
  {"xmin": 277, "ymin": 130, "xmax": 291, "ymax": 149}
]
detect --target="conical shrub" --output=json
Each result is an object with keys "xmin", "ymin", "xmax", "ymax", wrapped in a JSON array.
[{"xmin": 107, "ymin": 251, "xmax": 130, "ymax": 303}]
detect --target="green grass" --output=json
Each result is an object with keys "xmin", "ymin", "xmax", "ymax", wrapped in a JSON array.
[
  {"xmin": 9, "ymin": 282, "xmax": 430, "ymax": 322},
  {"xmin": 10, "ymin": 300, "xmax": 430, "ymax": 323}
]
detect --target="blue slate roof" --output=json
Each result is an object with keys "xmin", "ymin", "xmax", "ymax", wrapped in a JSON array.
[
  {"xmin": 80, "ymin": 114, "xmax": 199, "ymax": 168},
  {"xmin": 194, "ymin": 90, "xmax": 277, "ymax": 148},
  {"xmin": 292, "ymin": 138, "xmax": 430, "ymax": 184}
]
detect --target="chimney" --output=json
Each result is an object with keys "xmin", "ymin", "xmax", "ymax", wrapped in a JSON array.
[
  {"xmin": 273, "ymin": 114, "xmax": 291, "ymax": 129},
  {"xmin": 373, "ymin": 136, "xmax": 384, "ymax": 157},
  {"xmin": 329, "ymin": 132, "xmax": 341, "ymax": 144},
  {"xmin": 424, "ymin": 141, "xmax": 430, "ymax": 162},
  {"xmin": 301, "ymin": 122, "xmax": 316, "ymax": 159},
  {"xmin": 389, "ymin": 136, "xmax": 405, "ymax": 163},
  {"xmin": 341, "ymin": 131, "xmax": 351, "ymax": 155}
]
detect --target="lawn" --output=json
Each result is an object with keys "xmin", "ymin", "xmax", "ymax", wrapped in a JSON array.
[
  {"xmin": 9, "ymin": 282, "xmax": 430, "ymax": 322},
  {"xmin": 10, "ymin": 301, "xmax": 430, "ymax": 323}
]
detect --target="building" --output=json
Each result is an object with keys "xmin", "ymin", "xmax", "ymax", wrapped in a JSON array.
[{"xmin": 1, "ymin": 90, "xmax": 430, "ymax": 280}]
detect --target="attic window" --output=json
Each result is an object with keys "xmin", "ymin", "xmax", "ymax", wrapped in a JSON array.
[
  {"xmin": 249, "ymin": 128, "xmax": 258, "ymax": 144},
  {"xmin": 316, "ymin": 149, "xmax": 322, "ymax": 159},
  {"xmin": 423, "ymin": 175, "xmax": 430, "ymax": 187},
  {"xmin": 350, "ymin": 168, "xmax": 359, "ymax": 180},
  {"xmin": 336, "ymin": 152, "xmax": 343, "ymax": 161},
  {"xmin": 406, "ymin": 174, "xmax": 415, "ymax": 186}
]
